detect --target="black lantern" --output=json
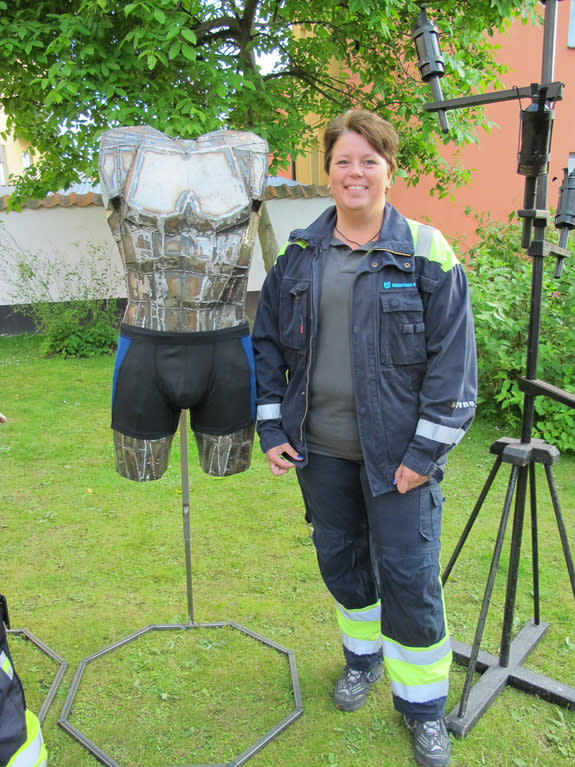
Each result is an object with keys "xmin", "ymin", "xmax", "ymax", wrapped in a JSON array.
[
  {"xmin": 411, "ymin": 8, "xmax": 449, "ymax": 133},
  {"xmin": 517, "ymin": 92, "xmax": 554, "ymax": 177},
  {"xmin": 411, "ymin": 7, "xmax": 445, "ymax": 82}
]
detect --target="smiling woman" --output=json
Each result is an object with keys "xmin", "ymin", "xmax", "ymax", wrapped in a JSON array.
[
  {"xmin": 323, "ymin": 111, "xmax": 398, "ymax": 248},
  {"xmin": 251, "ymin": 109, "xmax": 477, "ymax": 767},
  {"xmin": 328, "ymin": 132, "xmax": 392, "ymax": 246}
]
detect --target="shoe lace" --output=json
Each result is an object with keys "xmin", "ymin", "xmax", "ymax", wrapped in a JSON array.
[
  {"xmin": 421, "ymin": 719, "xmax": 448, "ymax": 750},
  {"xmin": 345, "ymin": 668, "xmax": 363, "ymax": 683}
]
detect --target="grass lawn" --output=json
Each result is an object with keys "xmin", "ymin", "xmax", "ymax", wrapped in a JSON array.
[{"xmin": 1, "ymin": 334, "xmax": 574, "ymax": 767}]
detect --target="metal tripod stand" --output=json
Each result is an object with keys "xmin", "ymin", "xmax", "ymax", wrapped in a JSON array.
[
  {"xmin": 413, "ymin": 0, "xmax": 575, "ymax": 736},
  {"xmin": 442, "ymin": 243, "xmax": 575, "ymax": 736}
]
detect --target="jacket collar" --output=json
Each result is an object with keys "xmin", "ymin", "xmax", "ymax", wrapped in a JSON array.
[{"xmin": 288, "ymin": 202, "xmax": 415, "ymax": 256}]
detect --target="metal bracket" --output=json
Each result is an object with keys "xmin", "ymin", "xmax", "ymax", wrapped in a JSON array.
[{"xmin": 7, "ymin": 627, "xmax": 68, "ymax": 723}]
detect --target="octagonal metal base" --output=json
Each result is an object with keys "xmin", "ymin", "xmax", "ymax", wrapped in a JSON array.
[
  {"xmin": 8, "ymin": 627, "xmax": 68, "ymax": 723},
  {"xmin": 58, "ymin": 621, "xmax": 303, "ymax": 767}
]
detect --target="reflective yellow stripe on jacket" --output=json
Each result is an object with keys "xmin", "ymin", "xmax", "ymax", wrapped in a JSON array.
[
  {"xmin": 0, "ymin": 649, "xmax": 14, "ymax": 680},
  {"xmin": 7, "ymin": 710, "xmax": 47, "ymax": 767}
]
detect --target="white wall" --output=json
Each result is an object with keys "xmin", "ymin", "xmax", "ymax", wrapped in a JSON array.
[
  {"xmin": 0, "ymin": 205, "xmax": 121, "ymax": 305},
  {"xmin": 0, "ymin": 194, "xmax": 333, "ymax": 305},
  {"xmin": 249, "ymin": 196, "xmax": 333, "ymax": 291}
]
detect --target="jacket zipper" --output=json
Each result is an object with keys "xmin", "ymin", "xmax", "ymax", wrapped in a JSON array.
[
  {"xmin": 299, "ymin": 245, "xmax": 323, "ymax": 443},
  {"xmin": 300, "ymin": 332, "xmax": 313, "ymax": 443}
]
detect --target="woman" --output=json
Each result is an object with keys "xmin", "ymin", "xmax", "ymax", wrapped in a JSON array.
[{"xmin": 252, "ymin": 110, "xmax": 477, "ymax": 767}]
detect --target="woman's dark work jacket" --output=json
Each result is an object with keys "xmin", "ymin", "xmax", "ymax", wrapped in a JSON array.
[{"xmin": 252, "ymin": 203, "xmax": 478, "ymax": 497}]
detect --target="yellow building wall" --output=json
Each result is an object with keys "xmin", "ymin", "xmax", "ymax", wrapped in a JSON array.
[{"xmin": 0, "ymin": 112, "xmax": 33, "ymax": 184}]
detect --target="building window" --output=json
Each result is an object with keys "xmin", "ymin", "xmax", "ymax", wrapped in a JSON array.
[
  {"xmin": 0, "ymin": 145, "xmax": 7, "ymax": 185},
  {"xmin": 570, "ymin": 0, "xmax": 575, "ymax": 48},
  {"xmin": 21, "ymin": 150, "xmax": 32, "ymax": 169}
]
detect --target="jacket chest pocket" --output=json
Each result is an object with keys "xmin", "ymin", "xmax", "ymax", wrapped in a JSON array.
[
  {"xmin": 379, "ymin": 292, "xmax": 426, "ymax": 366},
  {"xmin": 279, "ymin": 279, "xmax": 311, "ymax": 350}
]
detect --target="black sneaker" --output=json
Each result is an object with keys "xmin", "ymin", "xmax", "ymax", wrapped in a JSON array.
[
  {"xmin": 333, "ymin": 663, "xmax": 384, "ymax": 712},
  {"xmin": 403, "ymin": 717, "xmax": 451, "ymax": 767}
]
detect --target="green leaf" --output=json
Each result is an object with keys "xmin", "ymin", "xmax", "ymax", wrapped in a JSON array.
[
  {"xmin": 168, "ymin": 40, "xmax": 181, "ymax": 60},
  {"xmin": 180, "ymin": 27, "xmax": 197, "ymax": 44},
  {"xmin": 181, "ymin": 42, "xmax": 196, "ymax": 61},
  {"xmin": 124, "ymin": 2, "xmax": 139, "ymax": 17}
]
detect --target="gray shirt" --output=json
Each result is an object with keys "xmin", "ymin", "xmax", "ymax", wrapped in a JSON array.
[{"xmin": 306, "ymin": 238, "xmax": 373, "ymax": 462}]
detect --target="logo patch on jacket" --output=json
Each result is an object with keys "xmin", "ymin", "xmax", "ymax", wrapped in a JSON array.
[{"xmin": 383, "ymin": 281, "xmax": 417, "ymax": 290}]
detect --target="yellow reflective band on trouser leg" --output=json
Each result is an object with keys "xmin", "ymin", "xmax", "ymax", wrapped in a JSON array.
[
  {"xmin": 382, "ymin": 633, "xmax": 452, "ymax": 704},
  {"xmin": 336, "ymin": 601, "xmax": 383, "ymax": 655},
  {"xmin": 7, "ymin": 710, "xmax": 47, "ymax": 767}
]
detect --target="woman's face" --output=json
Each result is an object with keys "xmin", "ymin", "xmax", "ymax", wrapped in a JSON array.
[{"xmin": 328, "ymin": 130, "xmax": 392, "ymax": 219}]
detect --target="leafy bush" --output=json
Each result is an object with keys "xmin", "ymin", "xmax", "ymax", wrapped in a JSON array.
[
  {"xmin": 464, "ymin": 213, "xmax": 575, "ymax": 452},
  {"xmin": 2, "ymin": 222, "xmax": 123, "ymax": 357},
  {"xmin": 37, "ymin": 299, "xmax": 120, "ymax": 358}
]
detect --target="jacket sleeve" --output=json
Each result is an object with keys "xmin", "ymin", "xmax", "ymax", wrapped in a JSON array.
[
  {"xmin": 251, "ymin": 251, "xmax": 292, "ymax": 453},
  {"xmin": 402, "ymin": 231, "xmax": 477, "ymax": 480}
]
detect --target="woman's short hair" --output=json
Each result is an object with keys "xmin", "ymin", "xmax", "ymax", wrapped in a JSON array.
[{"xmin": 323, "ymin": 110, "xmax": 399, "ymax": 175}]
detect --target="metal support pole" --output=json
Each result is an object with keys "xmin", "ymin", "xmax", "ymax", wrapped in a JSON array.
[
  {"xmin": 442, "ymin": 454, "xmax": 503, "ymax": 585},
  {"xmin": 180, "ymin": 410, "xmax": 195, "ymax": 626},
  {"xmin": 499, "ymin": 466, "xmax": 529, "ymax": 667},
  {"xmin": 545, "ymin": 464, "xmax": 575, "ymax": 598},
  {"xmin": 529, "ymin": 462, "xmax": 541, "ymax": 625}
]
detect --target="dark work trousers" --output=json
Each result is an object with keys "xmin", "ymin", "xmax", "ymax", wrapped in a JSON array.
[{"xmin": 296, "ymin": 452, "xmax": 450, "ymax": 720}]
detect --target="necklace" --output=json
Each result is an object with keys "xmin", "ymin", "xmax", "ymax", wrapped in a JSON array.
[{"xmin": 334, "ymin": 224, "xmax": 381, "ymax": 248}]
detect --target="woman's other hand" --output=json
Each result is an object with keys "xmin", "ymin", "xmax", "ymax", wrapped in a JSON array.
[
  {"xmin": 394, "ymin": 463, "xmax": 428, "ymax": 494},
  {"xmin": 265, "ymin": 444, "xmax": 303, "ymax": 476}
]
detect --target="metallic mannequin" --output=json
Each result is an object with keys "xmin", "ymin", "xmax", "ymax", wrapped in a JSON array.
[{"xmin": 99, "ymin": 126, "xmax": 268, "ymax": 481}]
